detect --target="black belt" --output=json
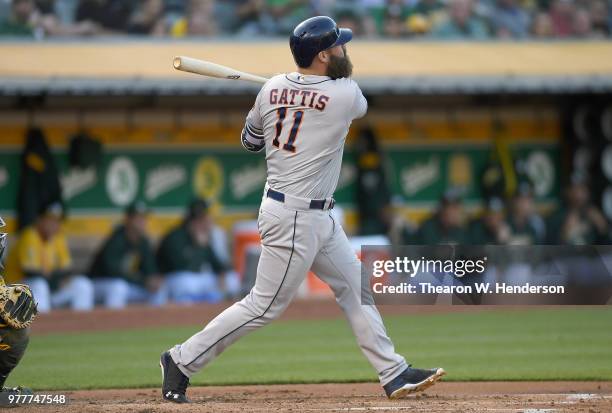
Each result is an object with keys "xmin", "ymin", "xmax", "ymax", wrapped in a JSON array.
[{"xmin": 267, "ymin": 189, "xmax": 335, "ymax": 210}]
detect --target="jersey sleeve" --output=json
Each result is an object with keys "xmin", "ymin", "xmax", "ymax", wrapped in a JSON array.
[
  {"xmin": 241, "ymin": 87, "xmax": 266, "ymax": 153},
  {"xmin": 349, "ymin": 81, "xmax": 368, "ymax": 120}
]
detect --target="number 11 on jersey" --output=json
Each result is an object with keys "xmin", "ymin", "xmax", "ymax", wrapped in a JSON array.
[{"xmin": 273, "ymin": 107, "xmax": 304, "ymax": 153}]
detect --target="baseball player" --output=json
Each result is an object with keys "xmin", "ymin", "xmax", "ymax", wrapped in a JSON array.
[
  {"xmin": 0, "ymin": 217, "xmax": 38, "ymax": 407},
  {"xmin": 161, "ymin": 16, "xmax": 445, "ymax": 403}
]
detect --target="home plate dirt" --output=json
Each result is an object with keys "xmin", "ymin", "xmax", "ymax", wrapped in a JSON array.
[{"xmin": 24, "ymin": 382, "xmax": 611, "ymax": 413}]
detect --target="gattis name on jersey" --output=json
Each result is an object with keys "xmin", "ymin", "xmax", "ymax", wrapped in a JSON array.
[{"xmin": 269, "ymin": 88, "xmax": 330, "ymax": 111}]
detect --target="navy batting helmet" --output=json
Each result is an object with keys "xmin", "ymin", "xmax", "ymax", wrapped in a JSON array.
[{"xmin": 289, "ymin": 16, "xmax": 353, "ymax": 68}]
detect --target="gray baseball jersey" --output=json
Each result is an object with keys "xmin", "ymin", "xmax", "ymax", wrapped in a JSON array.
[
  {"xmin": 169, "ymin": 73, "xmax": 408, "ymax": 388},
  {"xmin": 242, "ymin": 73, "xmax": 367, "ymax": 199}
]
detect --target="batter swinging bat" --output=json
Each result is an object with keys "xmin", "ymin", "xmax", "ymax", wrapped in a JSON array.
[{"xmin": 173, "ymin": 56, "xmax": 269, "ymax": 84}]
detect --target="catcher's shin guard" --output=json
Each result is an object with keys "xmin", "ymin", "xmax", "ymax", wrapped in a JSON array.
[{"xmin": 0, "ymin": 325, "xmax": 30, "ymax": 388}]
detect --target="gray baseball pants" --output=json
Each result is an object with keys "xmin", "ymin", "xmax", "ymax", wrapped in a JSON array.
[{"xmin": 169, "ymin": 196, "xmax": 408, "ymax": 385}]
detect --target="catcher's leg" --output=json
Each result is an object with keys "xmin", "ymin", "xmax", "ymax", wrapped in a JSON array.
[
  {"xmin": 0, "ymin": 325, "xmax": 33, "ymax": 407},
  {"xmin": 0, "ymin": 325, "xmax": 29, "ymax": 387}
]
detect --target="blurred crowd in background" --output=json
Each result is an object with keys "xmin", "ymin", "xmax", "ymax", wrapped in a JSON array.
[{"xmin": 0, "ymin": 0, "xmax": 610, "ymax": 39}]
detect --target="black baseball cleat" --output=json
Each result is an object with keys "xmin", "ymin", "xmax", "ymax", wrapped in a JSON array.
[
  {"xmin": 0, "ymin": 386, "xmax": 34, "ymax": 408},
  {"xmin": 384, "ymin": 367, "xmax": 446, "ymax": 399},
  {"xmin": 160, "ymin": 351, "xmax": 190, "ymax": 403}
]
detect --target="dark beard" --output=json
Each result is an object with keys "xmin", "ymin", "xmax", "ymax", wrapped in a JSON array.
[{"xmin": 326, "ymin": 53, "xmax": 353, "ymax": 80}]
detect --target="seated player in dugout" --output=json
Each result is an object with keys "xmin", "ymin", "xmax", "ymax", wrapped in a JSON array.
[
  {"xmin": 156, "ymin": 199, "xmax": 240, "ymax": 304},
  {"xmin": 413, "ymin": 188, "xmax": 469, "ymax": 245},
  {"xmin": 468, "ymin": 197, "xmax": 512, "ymax": 245},
  {"xmin": 89, "ymin": 201, "xmax": 165, "ymax": 309},
  {"xmin": 0, "ymin": 216, "xmax": 38, "ymax": 406},
  {"xmin": 506, "ymin": 182, "xmax": 546, "ymax": 245},
  {"xmin": 4, "ymin": 202, "xmax": 94, "ymax": 313},
  {"xmin": 547, "ymin": 172, "xmax": 610, "ymax": 245}
]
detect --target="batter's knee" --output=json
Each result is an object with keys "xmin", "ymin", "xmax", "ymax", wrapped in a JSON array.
[{"xmin": 242, "ymin": 290, "xmax": 290, "ymax": 323}]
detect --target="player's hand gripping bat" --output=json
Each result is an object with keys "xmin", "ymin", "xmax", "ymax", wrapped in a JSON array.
[{"xmin": 173, "ymin": 56, "xmax": 269, "ymax": 84}]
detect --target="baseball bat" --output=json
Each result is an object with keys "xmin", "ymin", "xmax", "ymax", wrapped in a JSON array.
[{"xmin": 173, "ymin": 56, "xmax": 269, "ymax": 84}]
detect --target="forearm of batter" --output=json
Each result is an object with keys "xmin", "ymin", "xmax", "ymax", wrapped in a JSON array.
[{"xmin": 241, "ymin": 122, "xmax": 265, "ymax": 153}]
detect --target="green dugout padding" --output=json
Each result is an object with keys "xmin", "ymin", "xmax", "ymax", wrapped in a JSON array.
[{"xmin": 0, "ymin": 142, "xmax": 559, "ymax": 213}]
